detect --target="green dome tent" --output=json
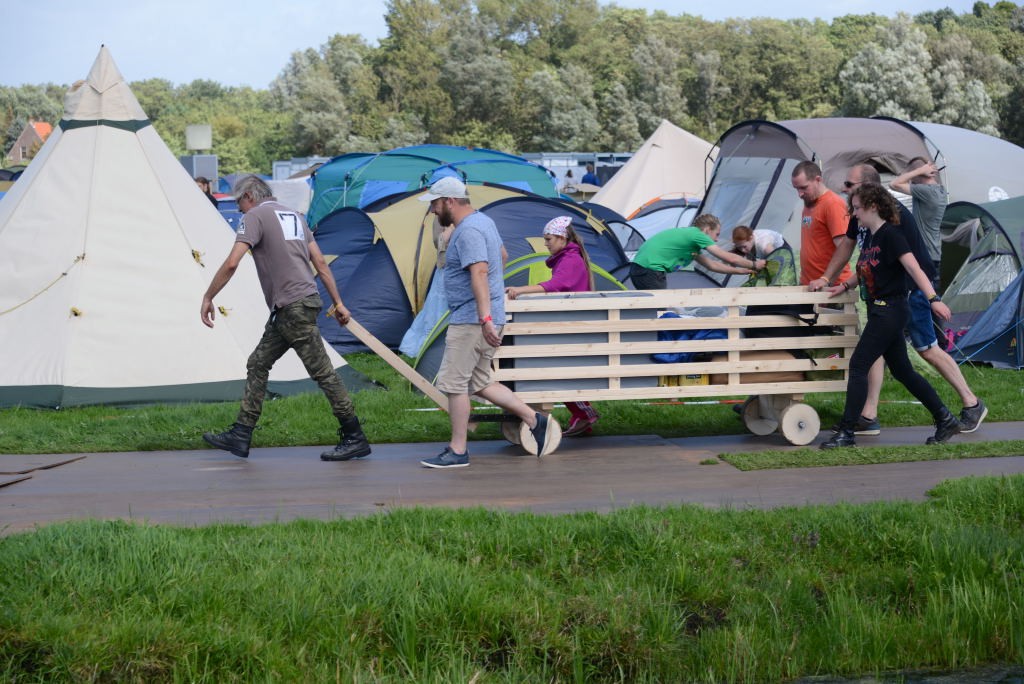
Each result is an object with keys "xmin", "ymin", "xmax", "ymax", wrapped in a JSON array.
[
  {"xmin": 938, "ymin": 196, "xmax": 1024, "ymax": 352},
  {"xmin": 307, "ymin": 145, "xmax": 559, "ymax": 228}
]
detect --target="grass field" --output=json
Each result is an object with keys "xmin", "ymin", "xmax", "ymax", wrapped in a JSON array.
[{"xmin": 2, "ymin": 476, "xmax": 1023, "ymax": 682}]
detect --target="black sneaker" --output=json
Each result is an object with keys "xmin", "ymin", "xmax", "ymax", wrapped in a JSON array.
[
  {"xmin": 926, "ymin": 412, "xmax": 961, "ymax": 445},
  {"xmin": 420, "ymin": 447, "xmax": 469, "ymax": 469},
  {"xmin": 830, "ymin": 415, "xmax": 881, "ymax": 436},
  {"xmin": 959, "ymin": 400, "xmax": 988, "ymax": 434},
  {"xmin": 528, "ymin": 411, "xmax": 559, "ymax": 457},
  {"xmin": 820, "ymin": 429, "xmax": 856, "ymax": 449}
]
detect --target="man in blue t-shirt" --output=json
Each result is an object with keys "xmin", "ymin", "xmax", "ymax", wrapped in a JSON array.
[
  {"xmin": 417, "ymin": 177, "xmax": 560, "ymax": 468},
  {"xmin": 808, "ymin": 164, "xmax": 986, "ymax": 436},
  {"xmin": 581, "ymin": 163, "xmax": 600, "ymax": 186}
]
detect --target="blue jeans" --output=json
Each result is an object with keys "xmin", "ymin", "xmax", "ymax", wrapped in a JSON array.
[{"xmin": 839, "ymin": 298, "xmax": 947, "ymax": 431}]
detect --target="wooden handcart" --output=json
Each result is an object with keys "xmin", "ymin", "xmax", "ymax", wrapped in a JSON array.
[{"xmin": 349, "ymin": 286, "xmax": 859, "ymax": 449}]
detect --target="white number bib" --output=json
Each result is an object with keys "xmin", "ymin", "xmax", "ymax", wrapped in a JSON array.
[{"xmin": 276, "ymin": 210, "xmax": 304, "ymax": 241}]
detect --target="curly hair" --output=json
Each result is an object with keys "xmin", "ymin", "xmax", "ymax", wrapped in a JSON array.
[{"xmin": 849, "ymin": 183, "xmax": 901, "ymax": 225}]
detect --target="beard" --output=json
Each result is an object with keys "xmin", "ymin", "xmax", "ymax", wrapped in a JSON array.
[{"xmin": 437, "ymin": 206, "xmax": 455, "ymax": 227}]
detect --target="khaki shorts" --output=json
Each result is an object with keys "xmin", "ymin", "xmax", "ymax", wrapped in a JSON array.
[{"xmin": 436, "ymin": 323, "xmax": 502, "ymax": 395}]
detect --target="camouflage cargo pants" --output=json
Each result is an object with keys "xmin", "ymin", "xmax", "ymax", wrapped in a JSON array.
[{"xmin": 237, "ymin": 294, "xmax": 354, "ymax": 427}]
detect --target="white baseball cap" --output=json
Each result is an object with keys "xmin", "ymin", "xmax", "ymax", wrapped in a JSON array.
[{"xmin": 420, "ymin": 176, "xmax": 469, "ymax": 202}]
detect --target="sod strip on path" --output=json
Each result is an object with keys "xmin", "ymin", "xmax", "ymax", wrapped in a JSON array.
[{"xmin": 721, "ymin": 439, "xmax": 1024, "ymax": 470}]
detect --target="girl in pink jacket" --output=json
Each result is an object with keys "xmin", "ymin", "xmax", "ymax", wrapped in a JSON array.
[{"xmin": 506, "ymin": 216, "xmax": 600, "ymax": 436}]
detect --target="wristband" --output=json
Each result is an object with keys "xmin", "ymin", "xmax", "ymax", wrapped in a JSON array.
[
  {"xmin": 842, "ymin": 280, "xmax": 851, "ymax": 291},
  {"xmin": 928, "ymin": 293, "xmax": 941, "ymax": 303},
  {"xmin": 480, "ymin": 315, "xmax": 492, "ymax": 325}
]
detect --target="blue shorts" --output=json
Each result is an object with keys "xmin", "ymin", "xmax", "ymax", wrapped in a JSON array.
[{"xmin": 907, "ymin": 289, "xmax": 938, "ymax": 350}]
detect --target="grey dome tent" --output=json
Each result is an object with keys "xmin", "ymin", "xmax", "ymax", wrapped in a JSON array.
[{"xmin": 699, "ymin": 117, "xmax": 1024, "ymax": 250}]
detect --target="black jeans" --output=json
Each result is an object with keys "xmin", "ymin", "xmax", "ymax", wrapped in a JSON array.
[
  {"xmin": 840, "ymin": 298, "xmax": 947, "ymax": 430},
  {"xmin": 629, "ymin": 263, "xmax": 667, "ymax": 290}
]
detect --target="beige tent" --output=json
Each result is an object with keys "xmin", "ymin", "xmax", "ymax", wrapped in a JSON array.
[
  {"xmin": 591, "ymin": 119, "xmax": 717, "ymax": 218},
  {"xmin": 0, "ymin": 46, "xmax": 357, "ymax": 407}
]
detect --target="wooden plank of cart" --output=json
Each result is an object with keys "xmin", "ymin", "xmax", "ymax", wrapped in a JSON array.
[{"xmin": 493, "ymin": 285, "xmax": 860, "ymax": 447}]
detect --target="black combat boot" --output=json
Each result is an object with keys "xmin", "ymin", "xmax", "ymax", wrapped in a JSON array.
[
  {"xmin": 202, "ymin": 423, "xmax": 254, "ymax": 458},
  {"xmin": 820, "ymin": 428, "xmax": 856, "ymax": 450},
  {"xmin": 926, "ymin": 409, "xmax": 962, "ymax": 445},
  {"xmin": 321, "ymin": 416, "xmax": 372, "ymax": 461}
]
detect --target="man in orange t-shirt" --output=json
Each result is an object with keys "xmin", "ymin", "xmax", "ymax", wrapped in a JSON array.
[{"xmin": 791, "ymin": 161, "xmax": 851, "ymax": 286}]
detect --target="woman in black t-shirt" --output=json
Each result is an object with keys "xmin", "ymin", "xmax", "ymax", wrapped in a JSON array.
[{"xmin": 820, "ymin": 183, "xmax": 960, "ymax": 449}]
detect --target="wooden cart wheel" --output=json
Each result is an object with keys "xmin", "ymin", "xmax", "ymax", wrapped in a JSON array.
[
  {"xmin": 741, "ymin": 396, "xmax": 778, "ymax": 436},
  {"xmin": 501, "ymin": 420, "xmax": 522, "ymax": 445},
  {"xmin": 519, "ymin": 415, "xmax": 562, "ymax": 456},
  {"xmin": 778, "ymin": 403, "xmax": 821, "ymax": 446}
]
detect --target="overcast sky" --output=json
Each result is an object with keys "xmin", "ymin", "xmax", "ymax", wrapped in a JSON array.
[{"xmin": 2, "ymin": 0, "xmax": 982, "ymax": 89}]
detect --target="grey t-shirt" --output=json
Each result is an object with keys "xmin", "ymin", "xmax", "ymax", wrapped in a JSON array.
[
  {"xmin": 235, "ymin": 199, "xmax": 319, "ymax": 310},
  {"xmin": 910, "ymin": 183, "xmax": 947, "ymax": 262},
  {"xmin": 443, "ymin": 211, "xmax": 506, "ymax": 325}
]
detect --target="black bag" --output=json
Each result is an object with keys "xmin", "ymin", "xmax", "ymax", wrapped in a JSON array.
[
  {"xmin": 743, "ymin": 303, "xmax": 824, "ymax": 339},
  {"xmin": 743, "ymin": 304, "xmax": 838, "ymax": 362}
]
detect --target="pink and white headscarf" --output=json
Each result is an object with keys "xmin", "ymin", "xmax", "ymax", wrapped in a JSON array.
[{"xmin": 544, "ymin": 215, "xmax": 573, "ymax": 237}]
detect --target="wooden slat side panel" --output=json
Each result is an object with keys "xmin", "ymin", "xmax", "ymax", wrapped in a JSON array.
[{"xmin": 492, "ymin": 287, "xmax": 859, "ymax": 404}]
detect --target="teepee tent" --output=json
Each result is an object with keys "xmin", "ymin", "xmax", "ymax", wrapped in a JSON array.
[
  {"xmin": 0, "ymin": 46, "xmax": 358, "ymax": 408},
  {"xmin": 591, "ymin": 119, "xmax": 716, "ymax": 219}
]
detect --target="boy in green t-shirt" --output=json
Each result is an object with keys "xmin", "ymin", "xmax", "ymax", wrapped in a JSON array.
[{"xmin": 629, "ymin": 214, "xmax": 765, "ymax": 289}]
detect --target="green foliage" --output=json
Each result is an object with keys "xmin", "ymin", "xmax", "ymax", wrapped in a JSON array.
[
  {"xmin": 841, "ymin": 14, "xmax": 936, "ymax": 119},
  {"xmin": 0, "ymin": 84, "xmax": 63, "ymax": 156},
  {"xmin": 4, "ymin": 2, "xmax": 1024, "ymax": 169},
  {"xmin": 2, "ymin": 476, "xmax": 1024, "ymax": 680}
]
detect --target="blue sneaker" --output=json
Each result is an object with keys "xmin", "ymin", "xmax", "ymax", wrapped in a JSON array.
[{"xmin": 420, "ymin": 447, "xmax": 469, "ymax": 469}]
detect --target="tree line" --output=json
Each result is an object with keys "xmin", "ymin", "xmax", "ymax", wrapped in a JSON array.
[{"xmin": 3, "ymin": 0, "xmax": 1023, "ymax": 175}]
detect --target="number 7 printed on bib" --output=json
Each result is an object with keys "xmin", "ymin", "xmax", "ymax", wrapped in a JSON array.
[{"xmin": 275, "ymin": 210, "xmax": 303, "ymax": 240}]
